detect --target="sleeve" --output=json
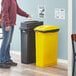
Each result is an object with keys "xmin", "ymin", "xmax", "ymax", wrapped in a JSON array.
[
  {"xmin": 17, "ymin": 3, "xmax": 29, "ymax": 17},
  {"xmin": 1, "ymin": 0, "xmax": 10, "ymax": 26}
]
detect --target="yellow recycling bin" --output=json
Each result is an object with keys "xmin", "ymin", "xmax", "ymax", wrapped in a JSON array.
[{"xmin": 34, "ymin": 25, "xmax": 60, "ymax": 67}]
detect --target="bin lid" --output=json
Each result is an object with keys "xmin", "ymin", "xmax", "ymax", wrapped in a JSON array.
[
  {"xmin": 23, "ymin": 21, "xmax": 39, "ymax": 24},
  {"xmin": 34, "ymin": 25, "xmax": 60, "ymax": 33},
  {"xmin": 20, "ymin": 21, "xmax": 43, "ymax": 30}
]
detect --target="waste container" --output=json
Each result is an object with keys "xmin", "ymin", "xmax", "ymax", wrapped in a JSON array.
[
  {"xmin": 20, "ymin": 21, "xmax": 43, "ymax": 64},
  {"xmin": 34, "ymin": 25, "xmax": 60, "ymax": 67}
]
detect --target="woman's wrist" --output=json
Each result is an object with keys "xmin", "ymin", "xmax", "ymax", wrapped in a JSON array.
[
  {"xmin": 5, "ymin": 26, "xmax": 10, "ymax": 31},
  {"xmin": 6, "ymin": 24, "xmax": 10, "ymax": 27},
  {"xmin": 27, "ymin": 14, "xmax": 32, "ymax": 19}
]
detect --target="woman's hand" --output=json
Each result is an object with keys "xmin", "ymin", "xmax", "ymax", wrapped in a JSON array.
[
  {"xmin": 5, "ymin": 26, "xmax": 10, "ymax": 32},
  {"xmin": 28, "ymin": 15, "xmax": 32, "ymax": 19}
]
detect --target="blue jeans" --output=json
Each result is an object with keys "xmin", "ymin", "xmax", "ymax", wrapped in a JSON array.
[{"xmin": 0, "ymin": 24, "xmax": 14, "ymax": 62}]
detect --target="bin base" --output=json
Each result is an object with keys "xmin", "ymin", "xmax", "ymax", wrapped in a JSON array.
[{"xmin": 36, "ymin": 61, "xmax": 57, "ymax": 68}]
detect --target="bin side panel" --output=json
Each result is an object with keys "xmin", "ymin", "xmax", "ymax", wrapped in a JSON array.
[
  {"xmin": 27, "ymin": 30, "xmax": 36, "ymax": 63},
  {"xmin": 36, "ymin": 32, "xmax": 59, "ymax": 67},
  {"xmin": 21, "ymin": 30, "xmax": 28, "ymax": 64},
  {"xmin": 43, "ymin": 32, "xmax": 58, "ymax": 67},
  {"xmin": 36, "ymin": 32, "xmax": 45, "ymax": 66}
]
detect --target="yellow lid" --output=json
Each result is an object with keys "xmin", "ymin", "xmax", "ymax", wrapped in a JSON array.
[{"xmin": 34, "ymin": 25, "xmax": 60, "ymax": 33}]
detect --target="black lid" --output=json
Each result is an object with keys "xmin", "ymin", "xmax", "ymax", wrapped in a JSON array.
[{"xmin": 20, "ymin": 21, "xmax": 43, "ymax": 30}]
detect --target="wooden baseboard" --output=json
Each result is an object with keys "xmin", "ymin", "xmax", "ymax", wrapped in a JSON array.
[{"xmin": 11, "ymin": 51, "xmax": 68, "ymax": 65}]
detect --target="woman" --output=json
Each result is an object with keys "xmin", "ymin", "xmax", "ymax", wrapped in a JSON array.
[
  {"xmin": 0, "ymin": 14, "xmax": 2, "ymax": 28},
  {"xmin": 0, "ymin": 0, "xmax": 32, "ymax": 68}
]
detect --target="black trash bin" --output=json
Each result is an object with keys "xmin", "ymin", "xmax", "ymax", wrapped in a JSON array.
[{"xmin": 20, "ymin": 21, "xmax": 43, "ymax": 64}]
